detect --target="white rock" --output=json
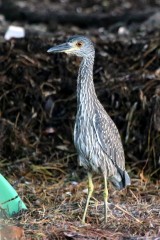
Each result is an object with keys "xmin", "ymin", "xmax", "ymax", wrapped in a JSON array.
[
  {"xmin": 118, "ymin": 26, "xmax": 129, "ymax": 36},
  {"xmin": 4, "ymin": 25, "xmax": 25, "ymax": 40}
]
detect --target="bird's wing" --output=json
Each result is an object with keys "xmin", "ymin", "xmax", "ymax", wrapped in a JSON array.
[{"xmin": 93, "ymin": 108, "xmax": 125, "ymax": 169}]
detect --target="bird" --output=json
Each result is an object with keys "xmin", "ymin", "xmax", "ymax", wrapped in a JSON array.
[{"xmin": 47, "ymin": 35, "xmax": 131, "ymax": 224}]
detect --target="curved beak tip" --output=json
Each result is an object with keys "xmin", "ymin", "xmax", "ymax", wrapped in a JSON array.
[{"xmin": 47, "ymin": 48, "xmax": 53, "ymax": 53}]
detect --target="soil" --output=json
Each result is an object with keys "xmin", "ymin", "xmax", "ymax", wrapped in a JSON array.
[{"xmin": 0, "ymin": 0, "xmax": 160, "ymax": 239}]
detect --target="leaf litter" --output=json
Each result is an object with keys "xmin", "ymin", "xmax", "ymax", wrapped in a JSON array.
[{"xmin": 0, "ymin": 0, "xmax": 160, "ymax": 239}]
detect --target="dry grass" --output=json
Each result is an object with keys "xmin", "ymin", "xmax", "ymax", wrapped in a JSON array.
[
  {"xmin": 0, "ymin": 161, "xmax": 160, "ymax": 239},
  {"xmin": 0, "ymin": 3, "xmax": 160, "ymax": 238}
]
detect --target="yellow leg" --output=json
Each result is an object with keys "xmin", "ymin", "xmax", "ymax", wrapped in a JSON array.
[
  {"xmin": 103, "ymin": 176, "xmax": 108, "ymax": 223},
  {"xmin": 82, "ymin": 172, "xmax": 94, "ymax": 224}
]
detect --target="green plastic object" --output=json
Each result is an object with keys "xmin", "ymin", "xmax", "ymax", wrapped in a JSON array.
[{"xmin": 0, "ymin": 174, "xmax": 27, "ymax": 218}]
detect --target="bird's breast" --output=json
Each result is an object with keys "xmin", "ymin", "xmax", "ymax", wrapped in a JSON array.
[
  {"xmin": 74, "ymin": 114, "xmax": 104, "ymax": 172},
  {"xmin": 74, "ymin": 108, "xmax": 94, "ymax": 155}
]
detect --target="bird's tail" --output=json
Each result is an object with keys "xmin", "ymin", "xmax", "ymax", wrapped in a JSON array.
[{"xmin": 110, "ymin": 167, "xmax": 131, "ymax": 190}]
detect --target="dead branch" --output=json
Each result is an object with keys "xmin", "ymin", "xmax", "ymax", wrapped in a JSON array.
[{"xmin": 0, "ymin": 0, "xmax": 157, "ymax": 28}]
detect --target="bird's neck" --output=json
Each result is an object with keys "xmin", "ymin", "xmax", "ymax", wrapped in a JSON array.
[{"xmin": 77, "ymin": 55, "xmax": 96, "ymax": 107}]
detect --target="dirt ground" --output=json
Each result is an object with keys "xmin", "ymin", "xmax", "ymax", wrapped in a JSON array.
[{"xmin": 0, "ymin": 0, "xmax": 160, "ymax": 239}]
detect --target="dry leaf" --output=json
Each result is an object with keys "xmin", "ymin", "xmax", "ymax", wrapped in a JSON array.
[{"xmin": 0, "ymin": 226, "xmax": 25, "ymax": 240}]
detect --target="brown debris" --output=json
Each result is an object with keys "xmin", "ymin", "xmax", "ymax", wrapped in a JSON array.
[
  {"xmin": 0, "ymin": 0, "xmax": 160, "ymax": 239},
  {"xmin": 152, "ymin": 86, "xmax": 160, "ymax": 132},
  {"xmin": 0, "ymin": 226, "xmax": 25, "ymax": 240},
  {"xmin": 0, "ymin": 0, "xmax": 156, "ymax": 28}
]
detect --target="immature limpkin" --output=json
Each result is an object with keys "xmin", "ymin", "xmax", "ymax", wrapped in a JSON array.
[{"xmin": 47, "ymin": 36, "xmax": 131, "ymax": 223}]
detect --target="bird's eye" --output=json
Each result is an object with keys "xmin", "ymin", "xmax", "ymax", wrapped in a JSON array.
[{"xmin": 76, "ymin": 42, "xmax": 83, "ymax": 47}]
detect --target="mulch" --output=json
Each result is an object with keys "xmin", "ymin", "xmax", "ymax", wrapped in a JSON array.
[{"xmin": 0, "ymin": 0, "xmax": 160, "ymax": 239}]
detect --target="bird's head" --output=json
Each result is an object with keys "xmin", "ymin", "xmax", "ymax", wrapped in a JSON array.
[{"xmin": 47, "ymin": 35, "xmax": 95, "ymax": 58}]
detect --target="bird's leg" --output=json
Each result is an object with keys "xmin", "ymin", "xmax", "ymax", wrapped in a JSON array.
[
  {"xmin": 103, "ymin": 176, "xmax": 108, "ymax": 223},
  {"xmin": 82, "ymin": 172, "xmax": 94, "ymax": 224}
]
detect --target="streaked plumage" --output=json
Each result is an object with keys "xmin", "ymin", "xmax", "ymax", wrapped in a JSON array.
[{"xmin": 47, "ymin": 35, "xmax": 131, "ymax": 223}]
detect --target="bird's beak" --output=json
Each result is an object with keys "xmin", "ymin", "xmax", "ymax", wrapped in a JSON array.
[{"xmin": 47, "ymin": 43, "xmax": 72, "ymax": 53}]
